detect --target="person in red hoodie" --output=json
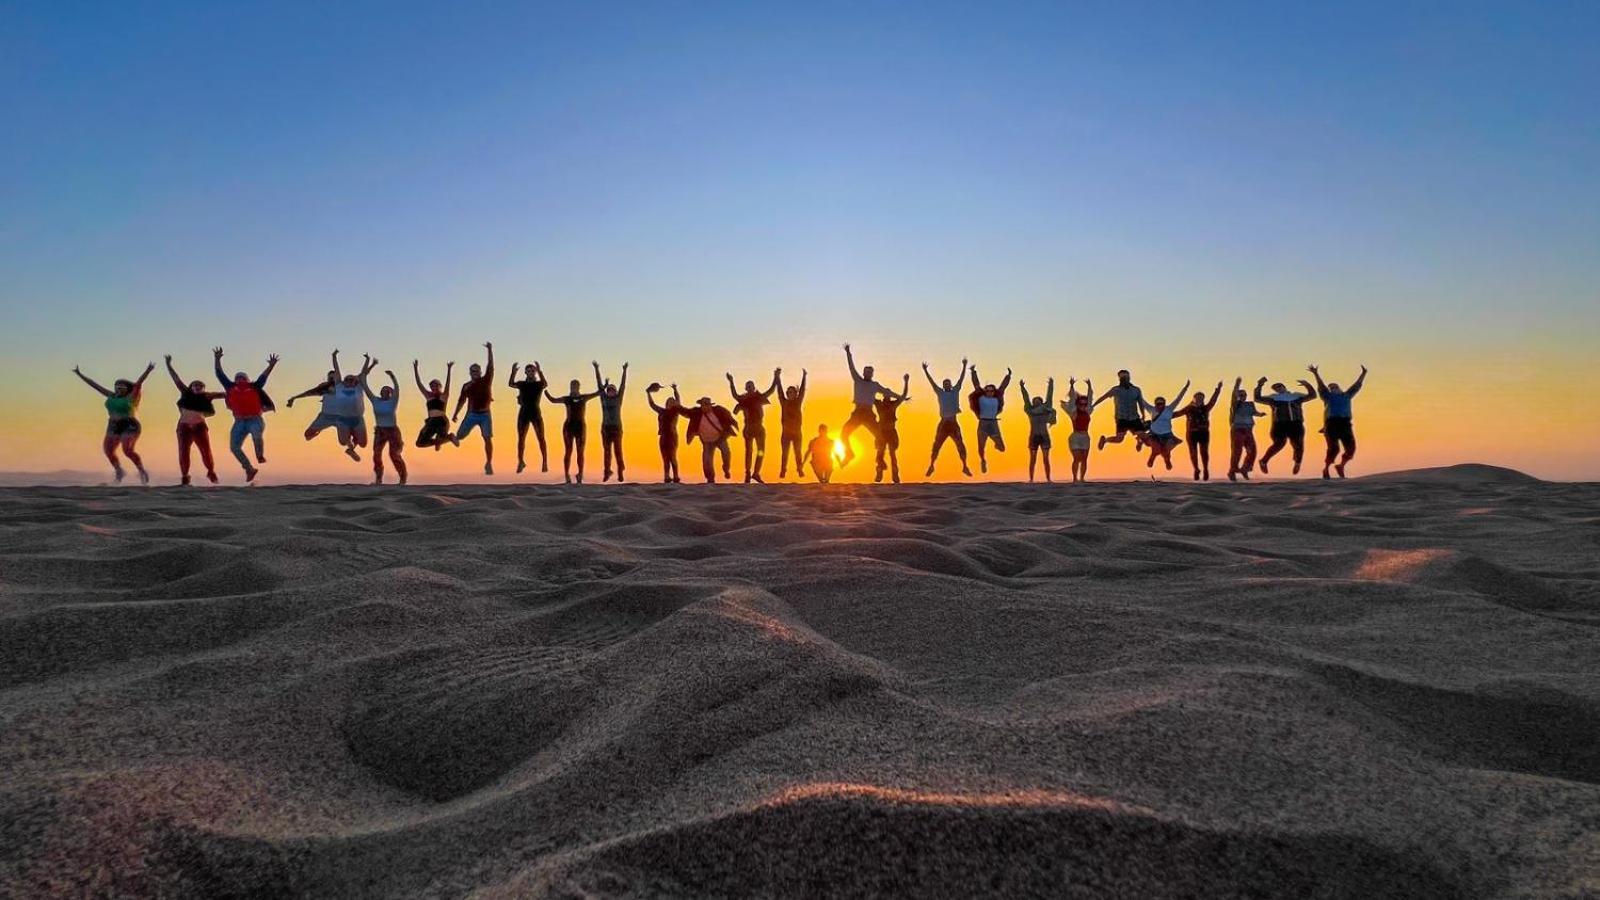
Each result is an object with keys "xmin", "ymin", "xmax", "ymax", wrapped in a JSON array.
[
  {"xmin": 212, "ymin": 346, "xmax": 279, "ymax": 483},
  {"xmin": 683, "ymin": 395, "xmax": 739, "ymax": 483}
]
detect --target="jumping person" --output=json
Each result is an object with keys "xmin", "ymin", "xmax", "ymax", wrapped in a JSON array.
[
  {"xmin": 293, "ymin": 350, "xmax": 372, "ymax": 461},
  {"xmin": 213, "ymin": 347, "xmax": 279, "ymax": 482},
  {"xmin": 840, "ymin": 344, "xmax": 895, "ymax": 466},
  {"xmin": 646, "ymin": 382, "xmax": 685, "ymax": 483},
  {"xmin": 363, "ymin": 365, "xmax": 407, "ymax": 485},
  {"xmin": 546, "ymin": 375, "xmax": 602, "ymax": 484},
  {"xmin": 73, "ymin": 361, "xmax": 154, "ymax": 484},
  {"xmin": 1019, "ymin": 376, "xmax": 1056, "ymax": 482},
  {"xmin": 684, "ymin": 395, "xmax": 739, "ymax": 483},
  {"xmin": 164, "ymin": 355, "xmax": 223, "ymax": 485},
  {"xmin": 1309, "ymin": 364, "xmax": 1368, "ymax": 479},
  {"xmin": 1096, "ymin": 370, "xmax": 1148, "ymax": 451},
  {"xmin": 727, "ymin": 368, "xmax": 780, "ymax": 482},
  {"xmin": 1227, "ymin": 378, "xmax": 1266, "ymax": 481},
  {"xmin": 1172, "ymin": 381, "xmax": 1224, "ymax": 481},
  {"xmin": 967, "ymin": 364, "xmax": 1012, "ymax": 473},
  {"xmin": 595, "ymin": 361, "xmax": 629, "ymax": 482},
  {"xmin": 922, "ymin": 358, "xmax": 972, "ymax": 478},
  {"xmin": 872, "ymin": 374, "xmax": 912, "ymax": 483},
  {"xmin": 412, "ymin": 360, "xmax": 460, "ymax": 451},
  {"xmin": 508, "ymin": 360, "xmax": 549, "ymax": 474},
  {"xmin": 1255, "ymin": 376, "xmax": 1317, "ymax": 475},
  {"xmin": 1059, "ymin": 377, "xmax": 1102, "ymax": 483},
  {"xmin": 452, "ymin": 342, "xmax": 495, "ymax": 475},
  {"xmin": 776, "ymin": 369, "xmax": 808, "ymax": 479},
  {"xmin": 802, "ymin": 424, "xmax": 838, "ymax": 484},
  {"xmin": 1142, "ymin": 379, "xmax": 1192, "ymax": 471}
]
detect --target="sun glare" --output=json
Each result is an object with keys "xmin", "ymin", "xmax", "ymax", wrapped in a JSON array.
[{"xmin": 832, "ymin": 439, "xmax": 847, "ymax": 461}]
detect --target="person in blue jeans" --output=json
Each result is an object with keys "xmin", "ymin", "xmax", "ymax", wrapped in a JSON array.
[
  {"xmin": 1309, "ymin": 363, "xmax": 1368, "ymax": 479},
  {"xmin": 213, "ymin": 346, "xmax": 279, "ymax": 483},
  {"xmin": 452, "ymin": 342, "xmax": 495, "ymax": 475}
]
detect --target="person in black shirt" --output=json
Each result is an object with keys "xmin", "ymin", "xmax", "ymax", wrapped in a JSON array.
[
  {"xmin": 1254, "ymin": 377, "xmax": 1318, "ymax": 475},
  {"xmin": 508, "ymin": 360, "xmax": 549, "ymax": 474}
]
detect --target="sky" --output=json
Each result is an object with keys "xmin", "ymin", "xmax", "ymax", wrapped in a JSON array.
[{"xmin": 2, "ymin": 1, "xmax": 1597, "ymax": 482}]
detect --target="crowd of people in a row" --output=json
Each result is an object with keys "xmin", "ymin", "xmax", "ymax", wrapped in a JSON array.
[{"xmin": 72, "ymin": 343, "xmax": 1367, "ymax": 487}]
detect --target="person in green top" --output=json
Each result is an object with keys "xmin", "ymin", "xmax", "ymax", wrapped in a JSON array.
[{"xmin": 73, "ymin": 361, "xmax": 155, "ymax": 484}]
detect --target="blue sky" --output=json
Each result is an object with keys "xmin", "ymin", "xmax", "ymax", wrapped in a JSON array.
[{"xmin": 2, "ymin": 1, "xmax": 1597, "ymax": 477}]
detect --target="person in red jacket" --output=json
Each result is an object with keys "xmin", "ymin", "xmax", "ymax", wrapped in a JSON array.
[
  {"xmin": 684, "ymin": 396, "xmax": 739, "ymax": 483},
  {"xmin": 212, "ymin": 346, "xmax": 279, "ymax": 483}
]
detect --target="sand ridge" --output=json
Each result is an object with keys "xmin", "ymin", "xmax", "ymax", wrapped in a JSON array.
[{"xmin": 0, "ymin": 468, "xmax": 1596, "ymax": 897}]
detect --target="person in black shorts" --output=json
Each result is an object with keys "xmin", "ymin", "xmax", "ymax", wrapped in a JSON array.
[
  {"xmin": 508, "ymin": 360, "xmax": 549, "ymax": 474},
  {"xmin": 546, "ymin": 376, "xmax": 603, "ymax": 484},
  {"xmin": 1255, "ymin": 376, "xmax": 1318, "ymax": 474},
  {"xmin": 1096, "ymin": 369, "xmax": 1148, "ymax": 451},
  {"xmin": 412, "ymin": 360, "xmax": 460, "ymax": 451}
]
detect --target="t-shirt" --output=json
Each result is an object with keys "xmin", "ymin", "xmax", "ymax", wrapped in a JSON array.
[
  {"xmin": 808, "ymin": 436, "xmax": 835, "ymax": 471},
  {"xmin": 1149, "ymin": 405, "xmax": 1177, "ymax": 437},
  {"xmin": 852, "ymin": 377, "xmax": 881, "ymax": 407},
  {"xmin": 1109, "ymin": 384, "xmax": 1144, "ymax": 421},
  {"xmin": 461, "ymin": 378, "xmax": 492, "ymax": 414},
  {"xmin": 977, "ymin": 394, "xmax": 1001, "ymax": 420},
  {"xmin": 1320, "ymin": 384, "xmax": 1359, "ymax": 419},
  {"xmin": 515, "ymin": 378, "xmax": 547, "ymax": 408},
  {"xmin": 734, "ymin": 392, "xmax": 769, "ymax": 427},
  {"xmin": 1230, "ymin": 401, "xmax": 1261, "ymax": 429},
  {"xmin": 371, "ymin": 396, "xmax": 399, "ymax": 428},
  {"xmin": 600, "ymin": 392, "xmax": 624, "ymax": 429},
  {"xmin": 325, "ymin": 384, "xmax": 365, "ymax": 418},
  {"xmin": 934, "ymin": 387, "xmax": 961, "ymax": 419},
  {"xmin": 779, "ymin": 394, "xmax": 803, "ymax": 433},
  {"xmin": 1267, "ymin": 392, "xmax": 1309, "ymax": 424},
  {"xmin": 105, "ymin": 386, "xmax": 141, "ymax": 418},
  {"xmin": 1026, "ymin": 404, "xmax": 1056, "ymax": 437}
]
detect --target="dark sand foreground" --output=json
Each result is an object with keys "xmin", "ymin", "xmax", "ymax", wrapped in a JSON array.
[{"xmin": 1, "ymin": 466, "xmax": 1596, "ymax": 898}]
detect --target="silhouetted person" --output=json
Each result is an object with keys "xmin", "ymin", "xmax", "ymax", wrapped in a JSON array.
[
  {"xmin": 873, "ymin": 374, "xmax": 912, "ymax": 483},
  {"xmin": 164, "ymin": 355, "xmax": 223, "ymax": 485},
  {"xmin": 508, "ymin": 360, "xmax": 549, "ymax": 474},
  {"xmin": 922, "ymin": 358, "xmax": 972, "ymax": 477},
  {"xmin": 1227, "ymin": 377, "xmax": 1266, "ymax": 481},
  {"xmin": 452, "ymin": 342, "xmax": 495, "ymax": 475},
  {"xmin": 1142, "ymin": 379, "xmax": 1191, "ymax": 471},
  {"xmin": 684, "ymin": 395, "xmax": 738, "ymax": 483},
  {"xmin": 1256, "ymin": 376, "xmax": 1317, "ymax": 474},
  {"xmin": 213, "ymin": 346, "xmax": 279, "ymax": 482},
  {"xmin": 727, "ymin": 368, "xmax": 780, "ymax": 482},
  {"xmin": 1096, "ymin": 370, "xmax": 1147, "ymax": 451},
  {"xmin": 413, "ymin": 360, "xmax": 460, "ymax": 451},
  {"xmin": 646, "ymin": 382, "xmax": 685, "ymax": 483},
  {"xmin": 293, "ymin": 350, "xmax": 372, "ymax": 461},
  {"xmin": 1059, "ymin": 377, "xmax": 1102, "ymax": 483},
  {"xmin": 840, "ymin": 344, "xmax": 895, "ymax": 465},
  {"xmin": 1019, "ymin": 376, "xmax": 1056, "ymax": 482},
  {"xmin": 802, "ymin": 424, "xmax": 837, "ymax": 484},
  {"xmin": 595, "ymin": 361, "xmax": 629, "ymax": 482},
  {"xmin": 73, "ymin": 361, "xmax": 154, "ymax": 484},
  {"xmin": 1309, "ymin": 363, "xmax": 1368, "ymax": 478},
  {"xmin": 362, "ymin": 364, "xmax": 406, "ymax": 485},
  {"xmin": 1172, "ymin": 381, "xmax": 1223, "ymax": 481},
  {"xmin": 546, "ymin": 375, "xmax": 602, "ymax": 484},
  {"xmin": 967, "ymin": 364, "xmax": 1012, "ymax": 473},
  {"xmin": 776, "ymin": 369, "xmax": 808, "ymax": 478}
]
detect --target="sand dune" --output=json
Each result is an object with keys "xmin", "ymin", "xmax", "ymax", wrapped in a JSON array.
[{"xmin": 0, "ymin": 469, "xmax": 1596, "ymax": 897}]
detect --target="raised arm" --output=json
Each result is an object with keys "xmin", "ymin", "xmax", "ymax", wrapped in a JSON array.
[
  {"xmin": 1085, "ymin": 380, "xmax": 1098, "ymax": 410},
  {"xmin": 256, "ymin": 353, "xmax": 279, "ymax": 386},
  {"xmin": 1204, "ymin": 380, "xmax": 1222, "ymax": 410},
  {"xmin": 164, "ymin": 355, "xmax": 187, "ymax": 391},
  {"xmin": 922, "ymin": 363, "xmax": 939, "ymax": 392},
  {"xmin": 386, "ymin": 370, "xmax": 399, "ymax": 400},
  {"xmin": 844, "ymin": 344, "xmax": 861, "ymax": 381},
  {"xmin": 412, "ymin": 360, "xmax": 427, "ymax": 395},
  {"xmin": 645, "ymin": 385, "xmax": 666, "ymax": 414},
  {"xmin": 997, "ymin": 368, "xmax": 1013, "ymax": 393},
  {"xmin": 673, "ymin": 383, "xmax": 682, "ymax": 405},
  {"xmin": 897, "ymin": 373, "xmax": 911, "ymax": 402},
  {"xmin": 593, "ymin": 361, "xmax": 605, "ymax": 393},
  {"xmin": 1307, "ymin": 364, "xmax": 1329, "ymax": 398},
  {"xmin": 360, "ymin": 364, "xmax": 379, "ymax": 401},
  {"xmin": 798, "ymin": 369, "xmax": 807, "ymax": 398},
  {"xmin": 1017, "ymin": 378, "xmax": 1030, "ymax": 408},
  {"xmin": 1171, "ymin": 380, "xmax": 1192, "ymax": 410},
  {"xmin": 213, "ymin": 346, "xmax": 229, "ymax": 386},
  {"xmin": 1045, "ymin": 377, "xmax": 1054, "ymax": 408},
  {"xmin": 508, "ymin": 362, "xmax": 520, "ymax": 389},
  {"xmin": 72, "ymin": 366, "xmax": 111, "ymax": 396},
  {"xmin": 483, "ymin": 342, "xmax": 494, "ymax": 379},
  {"xmin": 1254, "ymin": 378, "xmax": 1269, "ymax": 403},
  {"xmin": 617, "ymin": 362, "xmax": 628, "ymax": 396},
  {"xmin": 134, "ymin": 362, "xmax": 154, "ymax": 389},
  {"xmin": 1297, "ymin": 379, "xmax": 1317, "ymax": 402},
  {"xmin": 955, "ymin": 358, "xmax": 969, "ymax": 392},
  {"xmin": 726, "ymin": 372, "xmax": 740, "ymax": 403},
  {"xmin": 443, "ymin": 362, "xmax": 454, "ymax": 401},
  {"xmin": 331, "ymin": 349, "xmax": 343, "ymax": 382},
  {"xmin": 1348, "ymin": 365, "xmax": 1368, "ymax": 395},
  {"xmin": 762, "ymin": 368, "xmax": 780, "ymax": 398}
]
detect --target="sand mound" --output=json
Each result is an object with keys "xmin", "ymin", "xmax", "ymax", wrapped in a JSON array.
[{"xmin": 1, "ymin": 479, "xmax": 1595, "ymax": 896}]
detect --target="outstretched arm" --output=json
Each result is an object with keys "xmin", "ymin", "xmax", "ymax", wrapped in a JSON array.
[
  {"xmin": 844, "ymin": 344, "xmax": 861, "ymax": 381},
  {"xmin": 1172, "ymin": 380, "xmax": 1192, "ymax": 410},
  {"xmin": 1205, "ymin": 380, "xmax": 1222, "ymax": 411},
  {"xmin": 617, "ymin": 362, "xmax": 628, "ymax": 396},
  {"xmin": 508, "ymin": 362, "xmax": 520, "ymax": 389},
  {"xmin": 483, "ymin": 342, "xmax": 494, "ymax": 378},
  {"xmin": 763, "ymin": 368, "xmax": 780, "ymax": 398},
  {"xmin": 593, "ymin": 361, "xmax": 604, "ymax": 393},
  {"xmin": 922, "ymin": 363, "xmax": 938, "ymax": 391},
  {"xmin": 331, "ymin": 349, "xmax": 343, "ymax": 382},
  {"xmin": 1253, "ymin": 378, "xmax": 1269, "ymax": 403},
  {"xmin": 134, "ymin": 361, "xmax": 154, "ymax": 388},
  {"xmin": 1045, "ymin": 377, "xmax": 1054, "ymax": 408},
  {"xmin": 412, "ymin": 360, "xmax": 427, "ymax": 395},
  {"xmin": 1348, "ymin": 365, "xmax": 1368, "ymax": 395},
  {"xmin": 997, "ymin": 368, "xmax": 1013, "ymax": 393},
  {"xmin": 443, "ymin": 362, "xmax": 454, "ymax": 401},
  {"xmin": 726, "ymin": 372, "xmax": 739, "ymax": 403},
  {"xmin": 955, "ymin": 358, "xmax": 969, "ymax": 392},
  {"xmin": 798, "ymin": 369, "xmax": 807, "ymax": 398},
  {"xmin": 1307, "ymin": 364, "xmax": 1329, "ymax": 398},
  {"xmin": 213, "ymin": 347, "xmax": 229, "ymax": 386},
  {"xmin": 645, "ymin": 386, "xmax": 666, "ymax": 415},
  {"xmin": 72, "ymin": 366, "xmax": 111, "ymax": 396},
  {"xmin": 1297, "ymin": 380, "xmax": 1317, "ymax": 402}
]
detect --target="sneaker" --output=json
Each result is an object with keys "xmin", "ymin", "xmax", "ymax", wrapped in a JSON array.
[
  {"xmin": 345, "ymin": 447, "xmax": 361, "ymax": 461},
  {"xmin": 517, "ymin": 461, "xmax": 526, "ymax": 474},
  {"xmin": 245, "ymin": 467, "xmax": 259, "ymax": 483},
  {"xmin": 484, "ymin": 463, "xmax": 494, "ymax": 476},
  {"xmin": 181, "ymin": 475, "xmax": 192, "ymax": 486},
  {"xmin": 206, "ymin": 471, "xmax": 218, "ymax": 484},
  {"xmin": 961, "ymin": 466, "xmax": 972, "ymax": 477}
]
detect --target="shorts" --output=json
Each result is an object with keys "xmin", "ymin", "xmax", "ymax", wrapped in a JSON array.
[
  {"xmin": 517, "ymin": 407, "xmax": 543, "ymax": 430},
  {"xmin": 417, "ymin": 416, "xmax": 450, "ymax": 445},
  {"xmin": 107, "ymin": 418, "xmax": 141, "ymax": 437},
  {"xmin": 563, "ymin": 419, "xmax": 585, "ymax": 440},
  {"xmin": 935, "ymin": 418, "xmax": 962, "ymax": 442},
  {"xmin": 457, "ymin": 410, "xmax": 492, "ymax": 439},
  {"xmin": 1115, "ymin": 418, "xmax": 1147, "ymax": 435},
  {"xmin": 601, "ymin": 423, "xmax": 623, "ymax": 443},
  {"xmin": 977, "ymin": 418, "xmax": 1002, "ymax": 438},
  {"xmin": 1068, "ymin": 431, "xmax": 1091, "ymax": 452},
  {"xmin": 1187, "ymin": 430, "xmax": 1210, "ymax": 445},
  {"xmin": 374, "ymin": 425, "xmax": 404, "ymax": 449},
  {"xmin": 1029, "ymin": 432, "xmax": 1051, "ymax": 450},
  {"xmin": 1324, "ymin": 418, "xmax": 1354, "ymax": 442}
]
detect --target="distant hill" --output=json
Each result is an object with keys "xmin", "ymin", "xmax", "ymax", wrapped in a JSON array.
[{"xmin": 1358, "ymin": 464, "xmax": 1541, "ymax": 484}]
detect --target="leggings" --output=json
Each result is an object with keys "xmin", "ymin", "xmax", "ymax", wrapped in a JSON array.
[
  {"xmin": 177, "ymin": 422, "xmax": 216, "ymax": 477},
  {"xmin": 373, "ymin": 427, "xmax": 407, "ymax": 480}
]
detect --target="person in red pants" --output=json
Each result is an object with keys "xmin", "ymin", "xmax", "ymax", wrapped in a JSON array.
[
  {"xmin": 1227, "ymin": 377, "xmax": 1267, "ymax": 481},
  {"xmin": 164, "ymin": 355, "xmax": 224, "ymax": 485}
]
